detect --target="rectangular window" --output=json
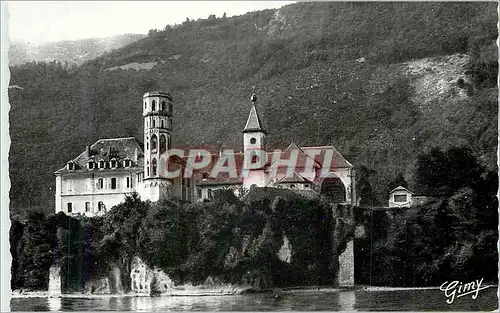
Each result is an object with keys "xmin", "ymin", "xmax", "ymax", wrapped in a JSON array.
[
  {"xmin": 197, "ymin": 188, "xmax": 202, "ymax": 199},
  {"xmin": 127, "ymin": 177, "xmax": 130, "ymax": 188},
  {"xmin": 67, "ymin": 203, "xmax": 73, "ymax": 213},
  {"xmin": 208, "ymin": 189, "xmax": 213, "ymax": 200},
  {"xmin": 111, "ymin": 178, "xmax": 117, "ymax": 189},
  {"xmin": 85, "ymin": 202, "xmax": 90, "ymax": 212},
  {"xmin": 394, "ymin": 195, "xmax": 407, "ymax": 203}
]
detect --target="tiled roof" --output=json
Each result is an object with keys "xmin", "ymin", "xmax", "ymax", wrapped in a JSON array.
[
  {"xmin": 278, "ymin": 172, "xmax": 312, "ymax": 183},
  {"xmin": 193, "ymin": 143, "xmax": 352, "ymax": 186},
  {"xmin": 243, "ymin": 104, "xmax": 266, "ymax": 133},
  {"xmin": 300, "ymin": 145, "xmax": 353, "ymax": 169},
  {"xmin": 55, "ymin": 137, "xmax": 144, "ymax": 174}
]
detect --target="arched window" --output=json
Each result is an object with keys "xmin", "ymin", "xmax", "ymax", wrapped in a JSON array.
[
  {"xmin": 152, "ymin": 158, "xmax": 157, "ymax": 176},
  {"xmin": 161, "ymin": 119, "xmax": 164, "ymax": 128},
  {"xmin": 160, "ymin": 134, "xmax": 167, "ymax": 153},
  {"xmin": 98, "ymin": 201, "xmax": 105, "ymax": 212},
  {"xmin": 98, "ymin": 178, "xmax": 104, "ymax": 189},
  {"xmin": 152, "ymin": 119, "xmax": 155, "ymax": 128},
  {"xmin": 161, "ymin": 100, "xmax": 166, "ymax": 111},
  {"xmin": 111, "ymin": 178, "xmax": 117, "ymax": 189},
  {"xmin": 152, "ymin": 100, "xmax": 156, "ymax": 111},
  {"xmin": 151, "ymin": 134, "xmax": 158, "ymax": 151}
]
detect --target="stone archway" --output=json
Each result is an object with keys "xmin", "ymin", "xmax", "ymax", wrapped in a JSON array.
[{"xmin": 320, "ymin": 174, "xmax": 346, "ymax": 203}]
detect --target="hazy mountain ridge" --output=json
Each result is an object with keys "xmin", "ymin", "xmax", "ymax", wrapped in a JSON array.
[
  {"xmin": 8, "ymin": 34, "xmax": 147, "ymax": 66},
  {"xmin": 8, "ymin": 2, "xmax": 497, "ymax": 216}
]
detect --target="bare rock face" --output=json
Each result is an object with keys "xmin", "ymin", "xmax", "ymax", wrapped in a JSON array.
[
  {"xmin": 129, "ymin": 256, "xmax": 252, "ymax": 296},
  {"xmin": 277, "ymin": 235, "xmax": 292, "ymax": 263},
  {"xmin": 267, "ymin": 9, "xmax": 288, "ymax": 37},
  {"xmin": 150, "ymin": 268, "xmax": 176, "ymax": 294},
  {"xmin": 48, "ymin": 265, "xmax": 61, "ymax": 296},
  {"xmin": 403, "ymin": 53, "xmax": 472, "ymax": 107},
  {"xmin": 130, "ymin": 256, "xmax": 155, "ymax": 295}
]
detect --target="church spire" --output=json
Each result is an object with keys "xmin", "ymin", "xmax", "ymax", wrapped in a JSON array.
[{"xmin": 243, "ymin": 89, "xmax": 266, "ymax": 134}]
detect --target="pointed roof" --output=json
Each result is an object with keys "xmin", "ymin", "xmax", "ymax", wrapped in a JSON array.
[
  {"xmin": 243, "ymin": 104, "xmax": 266, "ymax": 134},
  {"xmin": 389, "ymin": 186, "xmax": 414, "ymax": 195}
]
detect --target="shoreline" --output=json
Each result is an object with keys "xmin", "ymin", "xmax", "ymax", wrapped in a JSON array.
[{"xmin": 13, "ymin": 285, "xmax": 497, "ymax": 299}]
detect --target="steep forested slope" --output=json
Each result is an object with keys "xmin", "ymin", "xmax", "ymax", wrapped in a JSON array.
[{"xmin": 8, "ymin": 2, "xmax": 497, "ymax": 216}]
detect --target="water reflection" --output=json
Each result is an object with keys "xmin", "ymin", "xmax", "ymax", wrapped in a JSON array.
[{"xmin": 10, "ymin": 288, "xmax": 498, "ymax": 312}]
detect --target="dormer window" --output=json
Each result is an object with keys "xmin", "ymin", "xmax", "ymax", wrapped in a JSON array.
[
  {"xmin": 98, "ymin": 160, "xmax": 106, "ymax": 169},
  {"xmin": 110, "ymin": 159, "xmax": 118, "ymax": 168},
  {"xmin": 87, "ymin": 161, "xmax": 95, "ymax": 170},
  {"xmin": 67, "ymin": 162, "xmax": 75, "ymax": 170},
  {"xmin": 123, "ymin": 159, "xmax": 131, "ymax": 168}
]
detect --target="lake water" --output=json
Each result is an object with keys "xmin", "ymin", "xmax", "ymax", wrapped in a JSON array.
[{"xmin": 10, "ymin": 288, "xmax": 498, "ymax": 311}]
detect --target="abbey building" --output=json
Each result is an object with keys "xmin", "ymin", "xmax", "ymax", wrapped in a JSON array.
[{"xmin": 55, "ymin": 91, "xmax": 356, "ymax": 216}]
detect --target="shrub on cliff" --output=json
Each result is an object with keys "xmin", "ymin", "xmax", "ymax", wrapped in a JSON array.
[{"xmin": 12, "ymin": 210, "xmax": 57, "ymax": 290}]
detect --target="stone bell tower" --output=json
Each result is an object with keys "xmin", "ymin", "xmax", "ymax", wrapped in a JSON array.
[
  {"xmin": 142, "ymin": 91, "xmax": 173, "ymax": 201},
  {"xmin": 242, "ymin": 90, "xmax": 268, "ymax": 189}
]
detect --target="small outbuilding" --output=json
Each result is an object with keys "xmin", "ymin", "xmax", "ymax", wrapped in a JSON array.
[{"xmin": 388, "ymin": 186, "xmax": 413, "ymax": 208}]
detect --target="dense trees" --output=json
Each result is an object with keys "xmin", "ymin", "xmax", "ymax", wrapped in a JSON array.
[
  {"xmin": 414, "ymin": 147, "xmax": 485, "ymax": 196},
  {"xmin": 355, "ymin": 148, "xmax": 498, "ymax": 286},
  {"xmin": 11, "ymin": 189, "xmax": 344, "ymax": 291}
]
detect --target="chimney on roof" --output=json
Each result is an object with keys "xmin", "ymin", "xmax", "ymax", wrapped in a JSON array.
[{"xmin": 86, "ymin": 145, "xmax": 91, "ymax": 157}]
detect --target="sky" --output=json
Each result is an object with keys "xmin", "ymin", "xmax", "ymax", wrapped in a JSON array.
[{"xmin": 7, "ymin": 1, "xmax": 295, "ymax": 44}]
